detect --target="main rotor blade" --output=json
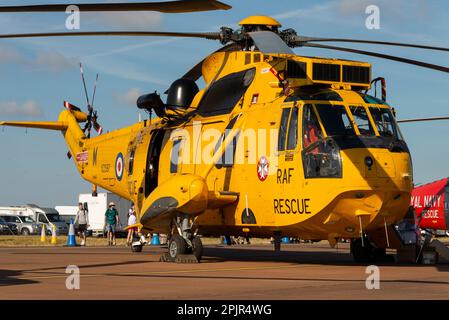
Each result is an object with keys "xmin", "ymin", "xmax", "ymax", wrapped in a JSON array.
[
  {"xmin": 297, "ymin": 36, "xmax": 449, "ymax": 53},
  {"xmin": 0, "ymin": 1, "xmax": 231, "ymax": 13},
  {"xmin": 303, "ymin": 43, "xmax": 449, "ymax": 74},
  {"xmin": 397, "ymin": 116, "xmax": 449, "ymax": 123},
  {"xmin": 0, "ymin": 31, "xmax": 221, "ymax": 40}
]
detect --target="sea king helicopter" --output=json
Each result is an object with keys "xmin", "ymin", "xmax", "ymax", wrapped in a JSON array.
[{"xmin": 2, "ymin": 0, "xmax": 449, "ymax": 263}]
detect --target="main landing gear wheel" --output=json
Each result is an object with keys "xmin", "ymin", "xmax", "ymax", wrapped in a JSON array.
[
  {"xmin": 191, "ymin": 236, "xmax": 203, "ymax": 261},
  {"xmin": 131, "ymin": 243, "xmax": 143, "ymax": 252}
]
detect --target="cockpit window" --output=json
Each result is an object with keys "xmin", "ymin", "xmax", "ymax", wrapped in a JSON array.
[
  {"xmin": 285, "ymin": 90, "xmax": 342, "ymax": 102},
  {"xmin": 358, "ymin": 93, "xmax": 389, "ymax": 106},
  {"xmin": 303, "ymin": 104, "xmax": 323, "ymax": 148},
  {"xmin": 315, "ymin": 104, "xmax": 355, "ymax": 137},
  {"xmin": 349, "ymin": 106, "xmax": 375, "ymax": 135},
  {"xmin": 369, "ymin": 107, "xmax": 400, "ymax": 139}
]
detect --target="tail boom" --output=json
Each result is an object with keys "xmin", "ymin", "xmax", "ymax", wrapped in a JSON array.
[{"xmin": 0, "ymin": 121, "xmax": 68, "ymax": 131}]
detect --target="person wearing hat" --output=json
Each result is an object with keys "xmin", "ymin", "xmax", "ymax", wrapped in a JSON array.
[{"xmin": 104, "ymin": 202, "xmax": 120, "ymax": 246}]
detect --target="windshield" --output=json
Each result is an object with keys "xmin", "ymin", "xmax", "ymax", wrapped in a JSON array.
[
  {"xmin": 314, "ymin": 104, "xmax": 355, "ymax": 137},
  {"xmin": 46, "ymin": 214, "xmax": 61, "ymax": 222},
  {"xmin": 19, "ymin": 216, "xmax": 35, "ymax": 223},
  {"xmin": 369, "ymin": 107, "xmax": 401, "ymax": 139}
]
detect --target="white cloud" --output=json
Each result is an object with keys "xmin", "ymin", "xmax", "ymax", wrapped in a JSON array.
[
  {"xmin": 115, "ymin": 88, "xmax": 142, "ymax": 106},
  {"xmin": 0, "ymin": 100, "xmax": 43, "ymax": 116}
]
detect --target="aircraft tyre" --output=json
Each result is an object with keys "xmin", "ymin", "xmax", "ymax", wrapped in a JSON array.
[
  {"xmin": 168, "ymin": 234, "xmax": 188, "ymax": 260},
  {"xmin": 191, "ymin": 236, "xmax": 203, "ymax": 261}
]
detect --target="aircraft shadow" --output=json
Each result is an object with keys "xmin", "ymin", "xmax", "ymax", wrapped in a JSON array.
[
  {"xmin": 200, "ymin": 245, "xmax": 449, "ymax": 271},
  {"xmin": 0, "ymin": 270, "xmax": 38, "ymax": 287}
]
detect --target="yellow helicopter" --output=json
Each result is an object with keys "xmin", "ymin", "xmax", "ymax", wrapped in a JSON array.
[{"xmin": 2, "ymin": 1, "xmax": 449, "ymax": 263}]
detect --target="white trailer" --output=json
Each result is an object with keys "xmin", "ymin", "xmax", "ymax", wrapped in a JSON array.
[
  {"xmin": 78, "ymin": 193, "xmax": 131, "ymax": 236},
  {"xmin": 55, "ymin": 206, "xmax": 79, "ymax": 224}
]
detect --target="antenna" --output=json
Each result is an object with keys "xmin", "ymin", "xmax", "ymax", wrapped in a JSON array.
[{"xmin": 91, "ymin": 73, "xmax": 99, "ymax": 109}]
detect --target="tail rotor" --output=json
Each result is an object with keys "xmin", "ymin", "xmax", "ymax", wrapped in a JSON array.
[{"xmin": 79, "ymin": 63, "xmax": 103, "ymax": 138}]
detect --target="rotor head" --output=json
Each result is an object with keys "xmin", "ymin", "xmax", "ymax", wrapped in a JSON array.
[{"xmin": 239, "ymin": 15, "xmax": 281, "ymax": 33}]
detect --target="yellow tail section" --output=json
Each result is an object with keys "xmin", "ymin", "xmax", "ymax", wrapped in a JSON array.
[
  {"xmin": 0, "ymin": 121, "xmax": 68, "ymax": 131},
  {"xmin": 1, "ymin": 109, "xmax": 87, "ymax": 166}
]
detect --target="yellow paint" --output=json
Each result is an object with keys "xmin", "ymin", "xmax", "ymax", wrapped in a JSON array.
[
  {"xmin": 1, "ymin": 20, "xmax": 413, "ymax": 246},
  {"xmin": 239, "ymin": 15, "xmax": 282, "ymax": 27}
]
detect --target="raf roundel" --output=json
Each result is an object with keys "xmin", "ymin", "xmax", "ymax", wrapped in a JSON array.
[
  {"xmin": 115, "ymin": 152, "xmax": 125, "ymax": 181},
  {"xmin": 257, "ymin": 156, "xmax": 269, "ymax": 182}
]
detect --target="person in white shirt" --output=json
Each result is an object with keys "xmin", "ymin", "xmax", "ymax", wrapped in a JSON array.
[
  {"xmin": 126, "ymin": 203, "xmax": 137, "ymax": 246},
  {"xmin": 74, "ymin": 202, "xmax": 89, "ymax": 246}
]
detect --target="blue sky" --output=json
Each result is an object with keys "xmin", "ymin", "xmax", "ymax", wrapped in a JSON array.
[{"xmin": 0, "ymin": 0, "xmax": 449, "ymax": 207}]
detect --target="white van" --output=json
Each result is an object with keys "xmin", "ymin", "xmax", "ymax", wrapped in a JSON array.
[{"xmin": 0, "ymin": 205, "xmax": 68, "ymax": 235}]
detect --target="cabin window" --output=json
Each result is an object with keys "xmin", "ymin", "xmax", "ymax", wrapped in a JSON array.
[
  {"xmin": 315, "ymin": 104, "xmax": 355, "ymax": 137},
  {"xmin": 128, "ymin": 148, "xmax": 136, "ymax": 175},
  {"xmin": 197, "ymin": 68, "xmax": 255, "ymax": 117},
  {"xmin": 286, "ymin": 107, "xmax": 299, "ymax": 150},
  {"xmin": 349, "ymin": 106, "xmax": 375, "ymax": 136},
  {"xmin": 170, "ymin": 139, "xmax": 182, "ymax": 174},
  {"xmin": 278, "ymin": 108, "xmax": 291, "ymax": 151}
]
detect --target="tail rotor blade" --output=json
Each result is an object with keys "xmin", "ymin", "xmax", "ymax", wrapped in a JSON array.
[
  {"xmin": 93, "ymin": 121, "xmax": 103, "ymax": 135},
  {"xmin": 79, "ymin": 63, "xmax": 91, "ymax": 111}
]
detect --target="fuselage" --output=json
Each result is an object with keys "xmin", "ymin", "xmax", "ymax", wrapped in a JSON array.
[{"xmin": 73, "ymin": 51, "xmax": 413, "ymax": 243}]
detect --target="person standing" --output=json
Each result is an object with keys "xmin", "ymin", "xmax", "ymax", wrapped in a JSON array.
[
  {"xmin": 126, "ymin": 203, "xmax": 137, "ymax": 246},
  {"xmin": 104, "ymin": 202, "xmax": 120, "ymax": 246},
  {"xmin": 74, "ymin": 202, "xmax": 89, "ymax": 246}
]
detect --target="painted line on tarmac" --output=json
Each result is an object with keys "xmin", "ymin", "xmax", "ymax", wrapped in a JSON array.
[{"xmin": 15, "ymin": 264, "xmax": 306, "ymax": 281}]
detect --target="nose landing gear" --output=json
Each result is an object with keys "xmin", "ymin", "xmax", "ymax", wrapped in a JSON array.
[{"xmin": 160, "ymin": 214, "xmax": 204, "ymax": 263}]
